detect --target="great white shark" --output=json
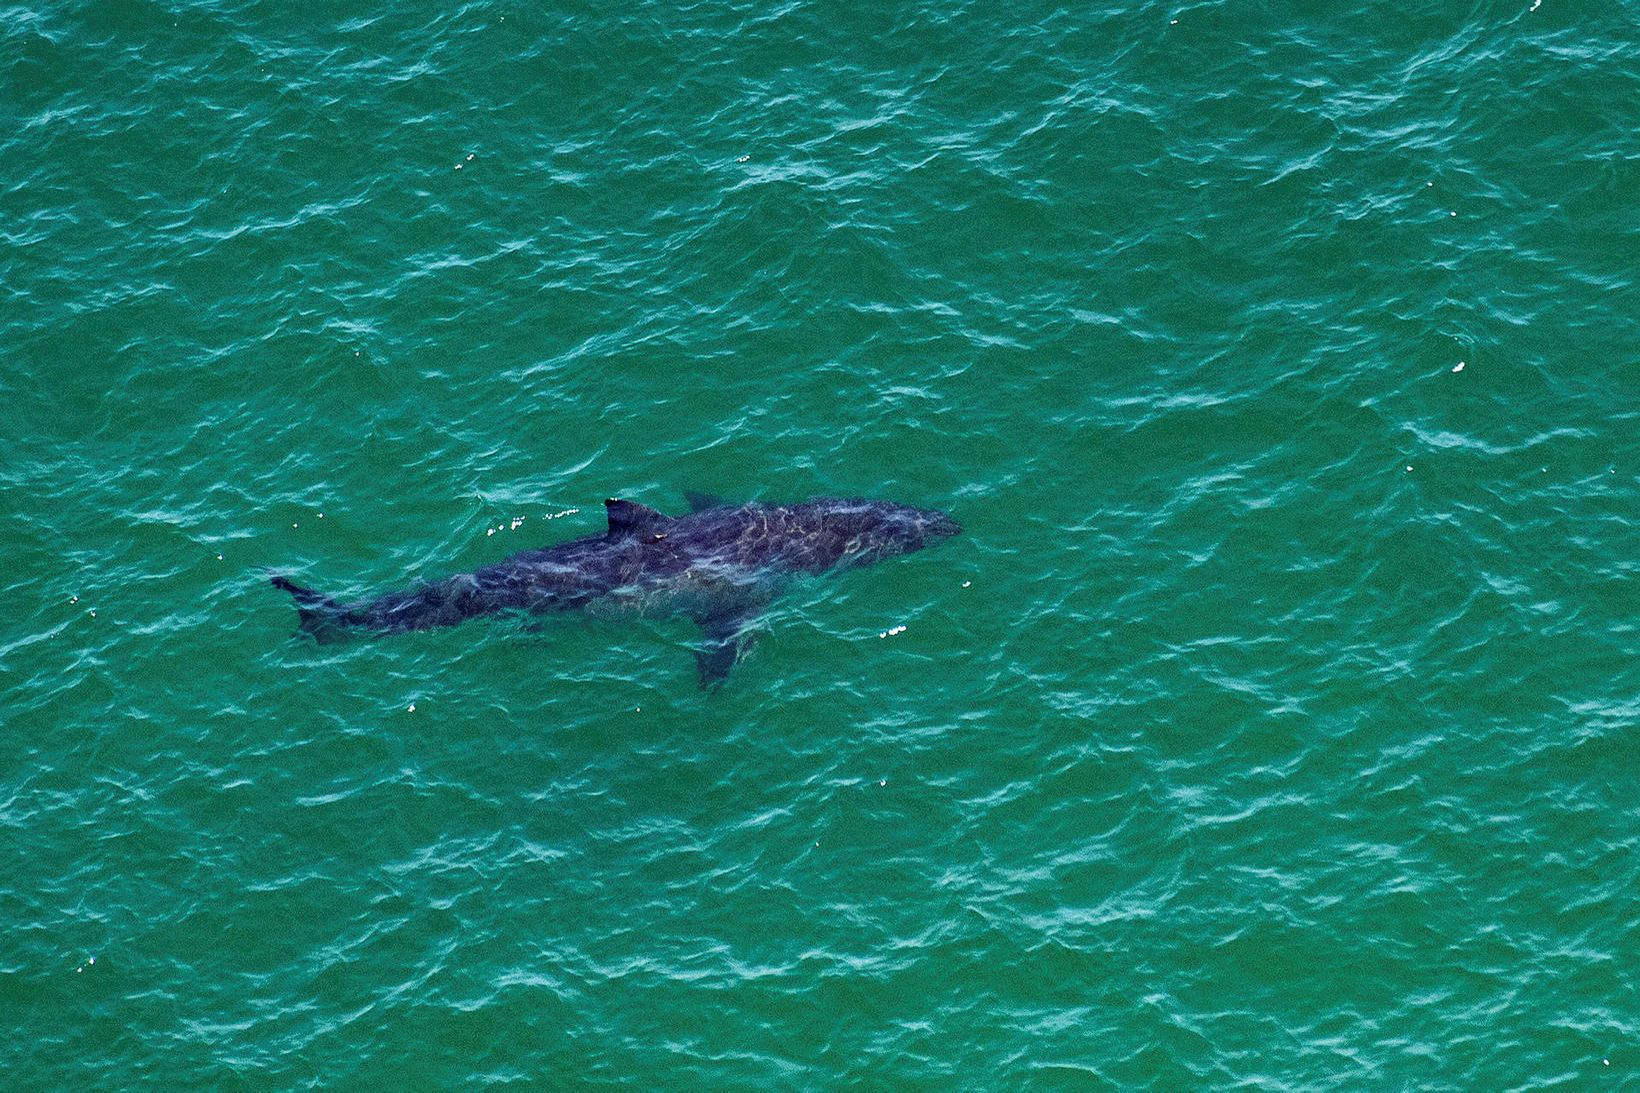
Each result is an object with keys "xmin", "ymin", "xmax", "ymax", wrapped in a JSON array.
[{"xmin": 271, "ymin": 492, "xmax": 960, "ymax": 685}]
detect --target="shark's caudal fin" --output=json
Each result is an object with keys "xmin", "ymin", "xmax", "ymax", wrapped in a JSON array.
[{"xmin": 270, "ymin": 575, "xmax": 350, "ymax": 641}]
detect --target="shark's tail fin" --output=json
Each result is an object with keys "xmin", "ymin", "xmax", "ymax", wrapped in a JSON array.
[{"xmin": 270, "ymin": 575, "xmax": 352, "ymax": 642}]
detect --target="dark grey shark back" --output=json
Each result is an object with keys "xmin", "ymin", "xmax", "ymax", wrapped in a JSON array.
[
  {"xmin": 271, "ymin": 493, "xmax": 960, "ymax": 686},
  {"xmin": 630, "ymin": 497, "xmax": 960, "ymax": 574}
]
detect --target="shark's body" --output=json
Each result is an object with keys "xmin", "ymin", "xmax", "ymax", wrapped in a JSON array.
[{"xmin": 271, "ymin": 493, "xmax": 960, "ymax": 685}]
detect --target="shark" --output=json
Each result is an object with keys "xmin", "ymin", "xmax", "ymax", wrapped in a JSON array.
[{"xmin": 270, "ymin": 492, "xmax": 961, "ymax": 685}]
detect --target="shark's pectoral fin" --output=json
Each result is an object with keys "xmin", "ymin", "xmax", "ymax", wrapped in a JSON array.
[
  {"xmin": 692, "ymin": 606, "xmax": 761, "ymax": 689},
  {"xmin": 696, "ymin": 637, "xmax": 750, "ymax": 688}
]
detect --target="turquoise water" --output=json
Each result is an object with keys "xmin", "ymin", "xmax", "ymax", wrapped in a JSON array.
[{"xmin": 5, "ymin": 0, "xmax": 1637, "ymax": 1086}]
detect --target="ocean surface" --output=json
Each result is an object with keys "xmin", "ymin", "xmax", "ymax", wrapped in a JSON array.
[{"xmin": 4, "ymin": 0, "xmax": 1637, "ymax": 1086}]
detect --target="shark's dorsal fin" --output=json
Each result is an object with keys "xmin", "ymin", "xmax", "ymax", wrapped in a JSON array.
[
  {"xmin": 605, "ymin": 498, "xmax": 670, "ymax": 540},
  {"xmin": 682, "ymin": 490, "xmax": 729, "ymax": 513}
]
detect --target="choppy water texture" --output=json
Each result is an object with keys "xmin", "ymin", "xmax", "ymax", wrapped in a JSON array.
[{"xmin": 4, "ymin": 0, "xmax": 1638, "ymax": 1086}]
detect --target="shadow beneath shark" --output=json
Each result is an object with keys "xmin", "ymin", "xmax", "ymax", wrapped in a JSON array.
[{"xmin": 271, "ymin": 491, "xmax": 961, "ymax": 687}]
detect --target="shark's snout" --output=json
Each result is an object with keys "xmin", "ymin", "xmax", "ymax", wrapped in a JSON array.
[
  {"xmin": 920, "ymin": 509, "xmax": 961, "ymax": 544},
  {"xmin": 911, "ymin": 508, "xmax": 957, "ymax": 544}
]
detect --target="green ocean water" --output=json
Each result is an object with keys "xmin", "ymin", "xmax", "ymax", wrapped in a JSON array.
[{"xmin": 4, "ymin": 0, "xmax": 1638, "ymax": 1086}]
